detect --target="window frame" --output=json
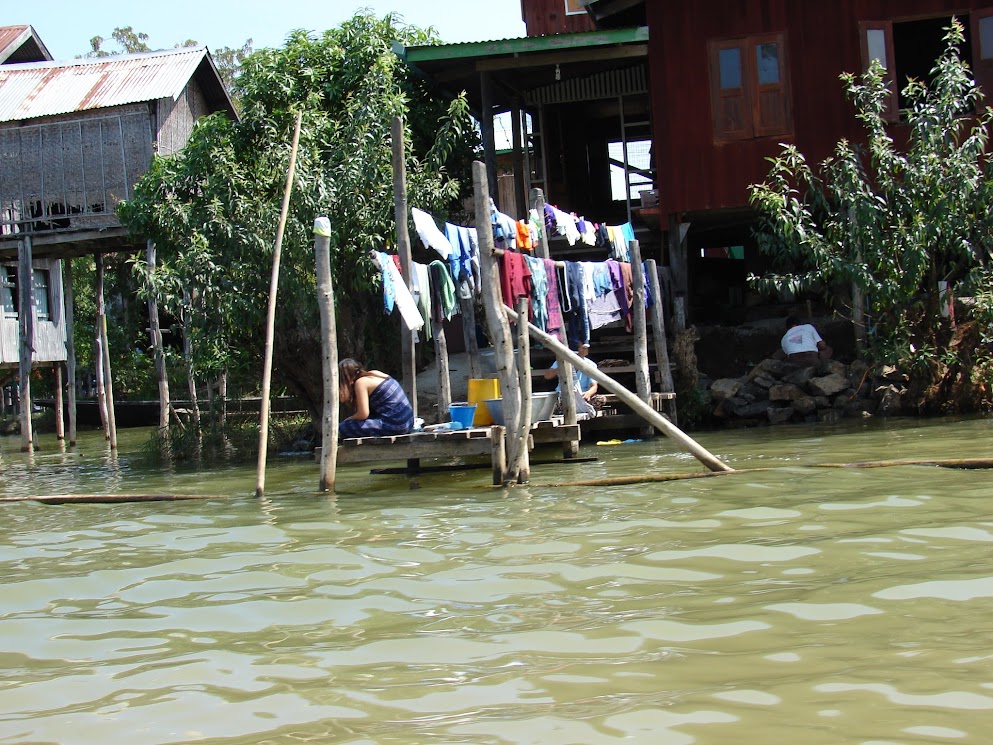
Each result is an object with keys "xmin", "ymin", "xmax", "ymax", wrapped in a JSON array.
[
  {"xmin": 859, "ymin": 20, "xmax": 900, "ymax": 122},
  {"xmin": 32, "ymin": 268, "xmax": 51, "ymax": 322},
  {"xmin": 564, "ymin": 0, "xmax": 587, "ymax": 16},
  {"xmin": 708, "ymin": 32, "xmax": 792, "ymax": 143}
]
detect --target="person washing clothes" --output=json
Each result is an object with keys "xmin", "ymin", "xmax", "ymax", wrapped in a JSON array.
[
  {"xmin": 338, "ymin": 358, "xmax": 413, "ymax": 437},
  {"xmin": 779, "ymin": 316, "xmax": 832, "ymax": 366},
  {"xmin": 544, "ymin": 342, "xmax": 600, "ymax": 416}
]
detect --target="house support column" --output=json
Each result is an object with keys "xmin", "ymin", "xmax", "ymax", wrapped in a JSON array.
[
  {"xmin": 667, "ymin": 213, "xmax": 689, "ymax": 332},
  {"xmin": 146, "ymin": 241, "xmax": 171, "ymax": 430},
  {"xmin": 94, "ymin": 252, "xmax": 118, "ymax": 449},
  {"xmin": 480, "ymin": 72, "xmax": 499, "ymax": 208},
  {"xmin": 17, "ymin": 236, "xmax": 34, "ymax": 452},
  {"xmin": 63, "ymin": 258, "xmax": 77, "ymax": 445}
]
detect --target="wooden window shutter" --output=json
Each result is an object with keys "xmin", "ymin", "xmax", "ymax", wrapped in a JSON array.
[
  {"xmin": 709, "ymin": 39, "xmax": 752, "ymax": 141},
  {"xmin": 859, "ymin": 21, "xmax": 899, "ymax": 122},
  {"xmin": 972, "ymin": 10, "xmax": 993, "ymax": 107},
  {"xmin": 751, "ymin": 33, "xmax": 792, "ymax": 138}
]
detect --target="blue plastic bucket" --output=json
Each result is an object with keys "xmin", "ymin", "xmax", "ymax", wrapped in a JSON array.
[{"xmin": 449, "ymin": 403, "xmax": 477, "ymax": 429}]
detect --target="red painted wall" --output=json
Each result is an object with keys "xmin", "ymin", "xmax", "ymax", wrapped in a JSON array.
[
  {"xmin": 649, "ymin": 0, "xmax": 993, "ymax": 216},
  {"xmin": 522, "ymin": 0, "xmax": 596, "ymax": 36}
]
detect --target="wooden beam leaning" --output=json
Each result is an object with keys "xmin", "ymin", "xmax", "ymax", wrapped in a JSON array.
[
  {"xmin": 256, "ymin": 109, "xmax": 303, "ymax": 498},
  {"xmin": 314, "ymin": 216, "xmax": 339, "ymax": 493},
  {"xmin": 503, "ymin": 304, "xmax": 733, "ymax": 473}
]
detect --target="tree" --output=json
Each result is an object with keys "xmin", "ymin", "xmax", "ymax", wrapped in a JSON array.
[
  {"xmin": 118, "ymin": 12, "xmax": 478, "ymax": 422},
  {"xmin": 749, "ymin": 20, "xmax": 993, "ymax": 412}
]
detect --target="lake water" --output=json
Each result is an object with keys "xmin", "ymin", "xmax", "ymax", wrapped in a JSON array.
[{"xmin": 2, "ymin": 417, "xmax": 992, "ymax": 744}]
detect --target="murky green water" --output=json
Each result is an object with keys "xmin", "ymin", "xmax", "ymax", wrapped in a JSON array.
[{"xmin": 1, "ymin": 417, "xmax": 992, "ymax": 744}]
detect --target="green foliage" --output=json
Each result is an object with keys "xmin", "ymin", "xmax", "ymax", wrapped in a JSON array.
[
  {"xmin": 84, "ymin": 26, "xmax": 151, "ymax": 57},
  {"xmin": 750, "ymin": 19, "xmax": 993, "ymax": 391},
  {"xmin": 118, "ymin": 11, "xmax": 478, "ymax": 410}
]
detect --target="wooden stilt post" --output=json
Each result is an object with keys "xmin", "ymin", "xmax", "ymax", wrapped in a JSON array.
[
  {"xmin": 391, "ymin": 116, "xmax": 417, "ymax": 417},
  {"xmin": 629, "ymin": 240, "xmax": 652, "ymax": 438},
  {"xmin": 54, "ymin": 364, "xmax": 64, "ymax": 440},
  {"xmin": 146, "ymin": 241, "xmax": 171, "ymax": 431},
  {"xmin": 503, "ymin": 304, "xmax": 733, "ymax": 473},
  {"xmin": 480, "ymin": 73, "xmax": 498, "ymax": 208},
  {"xmin": 314, "ymin": 216, "xmax": 339, "ymax": 493},
  {"xmin": 646, "ymin": 259, "xmax": 677, "ymax": 425},
  {"xmin": 474, "ymin": 161, "xmax": 522, "ymax": 484},
  {"xmin": 515, "ymin": 296, "xmax": 532, "ymax": 483},
  {"xmin": 459, "ymin": 296, "xmax": 482, "ymax": 381},
  {"xmin": 434, "ymin": 317, "xmax": 452, "ymax": 421},
  {"xmin": 96, "ymin": 254, "xmax": 118, "ymax": 450},
  {"xmin": 530, "ymin": 188, "xmax": 550, "ymax": 261},
  {"xmin": 256, "ymin": 109, "xmax": 302, "ymax": 498},
  {"xmin": 63, "ymin": 257, "xmax": 77, "ymax": 445},
  {"xmin": 511, "ymin": 103, "xmax": 526, "ymax": 217},
  {"xmin": 17, "ymin": 237, "xmax": 33, "ymax": 452},
  {"xmin": 93, "ymin": 253, "xmax": 110, "ymax": 442},
  {"xmin": 667, "ymin": 214, "xmax": 688, "ymax": 332}
]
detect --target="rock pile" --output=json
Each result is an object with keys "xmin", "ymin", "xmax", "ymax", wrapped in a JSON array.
[{"xmin": 709, "ymin": 358, "xmax": 907, "ymax": 426}]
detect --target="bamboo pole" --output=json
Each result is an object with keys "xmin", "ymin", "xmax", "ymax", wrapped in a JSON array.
[
  {"xmin": 646, "ymin": 259, "xmax": 677, "ymax": 424},
  {"xmin": 63, "ymin": 257, "xmax": 77, "ymax": 445},
  {"xmin": 93, "ymin": 253, "xmax": 110, "ymax": 443},
  {"xmin": 54, "ymin": 364, "xmax": 64, "ymax": 440},
  {"xmin": 515, "ymin": 296, "xmax": 532, "ymax": 483},
  {"xmin": 146, "ymin": 241, "xmax": 171, "ymax": 431},
  {"xmin": 17, "ymin": 237, "xmax": 33, "ymax": 452},
  {"xmin": 391, "ymin": 116, "xmax": 417, "ymax": 416},
  {"xmin": 256, "ymin": 109, "xmax": 303, "ymax": 498},
  {"xmin": 503, "ymin": 304, "xmax": 733, "ymax": 473},
  {"xmin": 474, "ymin": 161, "xmax": 523, "ymax": 483},
  {"xmin": 314, "ymin": 216, "xmax": 339, "ymax": 493},
  {"xmin": 100, "ymin": 300, "xmax": 118, "ymax": 450}
]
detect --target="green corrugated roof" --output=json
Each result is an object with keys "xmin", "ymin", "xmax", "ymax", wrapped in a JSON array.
[{"xmin": 403, "ymin": 26, "xmax": 649, "ymax": 64}]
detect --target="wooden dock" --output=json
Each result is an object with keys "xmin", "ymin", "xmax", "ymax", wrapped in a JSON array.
[{"xmin": 323, "ymin": 419, "xmax": 581, "ymax": 485}]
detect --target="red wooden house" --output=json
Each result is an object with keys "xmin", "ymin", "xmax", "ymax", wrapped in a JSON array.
[{"xmin": 409, "ymin": 1, "xmax": 993, "ymax": 329}]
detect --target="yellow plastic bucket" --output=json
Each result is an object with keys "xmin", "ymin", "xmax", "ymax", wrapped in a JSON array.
[{"xmin": 467, "ymin": 378, "xmax": 500, "ymax": 425}]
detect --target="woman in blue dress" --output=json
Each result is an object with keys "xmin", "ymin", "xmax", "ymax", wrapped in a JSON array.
[{"xmin": 338, "ymin": 358, "xmax": 414, "ymax": 438}]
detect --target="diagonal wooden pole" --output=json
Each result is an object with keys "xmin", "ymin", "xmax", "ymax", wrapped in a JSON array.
[{"xmin": 256, "ymin": 109, "xmax": 303, "ymax": 498}]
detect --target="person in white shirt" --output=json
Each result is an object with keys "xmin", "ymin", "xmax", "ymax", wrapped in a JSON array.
[{"xmin": 780, "ymin": 315, "xmax": 832, "ymax": 366}]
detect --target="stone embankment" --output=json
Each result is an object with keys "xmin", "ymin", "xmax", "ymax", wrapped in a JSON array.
[{"xmin": 709, "ymin": 358, "xmax": 906, "ymax": 426}]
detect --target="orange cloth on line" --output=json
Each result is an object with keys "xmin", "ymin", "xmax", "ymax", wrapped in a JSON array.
[{"xmin": 515, "ymin": 220, "xmax": 533, "ymax": 251}]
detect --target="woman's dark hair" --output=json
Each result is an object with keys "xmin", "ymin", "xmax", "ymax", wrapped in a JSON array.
[
  {"xmin": 338, "ymin": 358, "xmax": 368, "ymax": 404},
  {"xmin": 785, "ymin": 315, "xmax": 801, "ymax": 329}
]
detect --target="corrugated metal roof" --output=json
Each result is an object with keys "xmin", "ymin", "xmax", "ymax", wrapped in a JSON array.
[
  {"xmin": 0, "ymin": 26, "xmax": 30, "ymax": 53},
  {"xmin": 403, "ymin": 26, "xmax": 648, "ymax": 63},
  {"xmin": 0, "ymin": 46, "xmax": 212, "ymax": 123}
]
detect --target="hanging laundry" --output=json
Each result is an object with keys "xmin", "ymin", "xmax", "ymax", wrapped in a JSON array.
[
  {"xmin": 411, "ymin": 207, "xmax": 453, "ymax": 258},
  {"xmin": 412, "ymin": 262, "xmax": 432, "ymax": 342},
  {"xmin": 499, "ymin": 250, "xmax": 533, "ymax": 316},
  {"xmin": 515, "ymin": 220, "xmax": 533, "ymax": 251},
  {"xmin": 524, "ymin": 255, "xmax": 548, "ymax": 331},
  {"xmin": 564, "ymin": 261, "xmax": 590, "ymax": 348},
  {"xmin": 543, "ymin": 257, "xmax": 565, "ymax": 342},
  {"xmin": 374, "ymin": 252, "xmax": 424, "ymax": 332},
  {"xmin": 489, "ymin": 198, "xmax": 517, "ymax": 249},
  {"xmin": 429, "ymin": 260, "xmax": 457, "ymax": 322}
]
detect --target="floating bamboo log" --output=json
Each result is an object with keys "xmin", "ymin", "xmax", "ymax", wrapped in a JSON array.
[
  {"xmin": 502, "ymin": 304, "xmax": 734, "ymax": 473},
  {"xmin": 256, "ymin": 109, "xmax": 303, "ymax": 498}
]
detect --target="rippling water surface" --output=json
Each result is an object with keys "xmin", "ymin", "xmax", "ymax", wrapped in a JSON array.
[{"xmin": 2, "ymin": 417, "xmax": 992, "ymax": 744}]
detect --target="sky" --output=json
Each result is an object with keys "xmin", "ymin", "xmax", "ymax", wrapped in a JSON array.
[{"xmin": 13, "ymin": 0, "xmax": 528, "ymax": 60}]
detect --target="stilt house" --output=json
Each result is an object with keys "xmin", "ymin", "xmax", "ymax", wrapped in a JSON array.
[
  {"xmin": 0, "ymin": 42, "xmax": 236, "ymax": 444},
  {"xmin": 401, "ymin": 0, "xmax": 993, "ymax": 344}
]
